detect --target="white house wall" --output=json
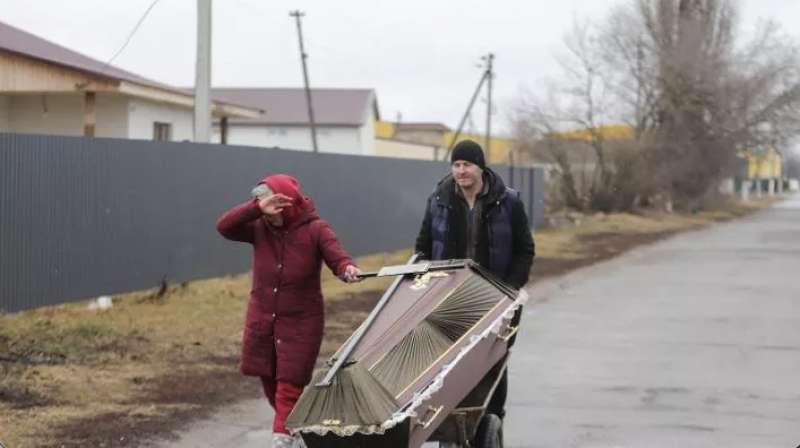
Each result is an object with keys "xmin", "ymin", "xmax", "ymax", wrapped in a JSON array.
[
  {"xmin": 95, "ymin": 94, "xmax": 129, "ymax": 138},
  {"xmin": 313, "ymin": 126, "xmax": 363, "ymax": 155},
  {"xmin": 212, "ymin": 125, "xmax": 269, "ymax": 147},
  {"xmin": 127, "ymin": 98, "xmax": 193, "ymax": 141},
  {"xmin": 214, "ymin": 125, "xmax": 365, "ymax": 155},
  {"xmin": 357, "ymin": 92, "xmax": 377, "ymax": 155},
  {"xmin": 374, "ymin": 138, "xmax": 437, "ymax": 160},
  {"xmin": 359, "ymin": 117, "xmax": 376, "ymax": 155}
]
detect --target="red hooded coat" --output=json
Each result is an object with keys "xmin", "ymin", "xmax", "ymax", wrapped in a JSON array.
[{"xmin": 216, "ymin": 174, "xmax": 355, "ymax": 385}]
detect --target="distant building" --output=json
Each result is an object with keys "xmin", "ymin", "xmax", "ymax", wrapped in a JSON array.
[
  {"xmin": 736, "ymin": 146, "xmax": 785, "ymax": 195},
  {"xmin": 0, "ymin": 21, "xmax": 260, "ymax": 141},
  {"xmin": 375, "ymin": 120, "xmax": 515, "ymax": 163},
  {"xmin": 211, "ymin": 88, "xmax": 379, "ymax": 156}
]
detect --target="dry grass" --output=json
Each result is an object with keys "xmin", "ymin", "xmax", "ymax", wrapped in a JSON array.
[
  {"xmin": 0, "ymin": 247, "xmax": 419, "ymax": 447},
  {"xmin": 535, "ymin": 197, "xmax": 774, "ymax": 261},
  {"xmin": 0, "ymin": 197, "xmax": 776, "ymax": 447}
]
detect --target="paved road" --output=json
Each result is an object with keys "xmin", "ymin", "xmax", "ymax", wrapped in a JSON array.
[
  {"xmin": 505, "ymin": 196, "xmax": 800, "ymax": 447},
  {"xmin": 156, "ymin": 196, "xmax": 800, "ymax": 448}
]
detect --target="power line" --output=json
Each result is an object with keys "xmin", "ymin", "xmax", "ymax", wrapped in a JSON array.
[{"xmin": 98, "ymin": 0, "xmax": 162, "ymax": 75}]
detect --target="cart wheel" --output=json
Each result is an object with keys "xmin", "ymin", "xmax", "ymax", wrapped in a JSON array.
[{"xmin": 473, "ymin": 413, "xmax": 503, "ymax": 448}]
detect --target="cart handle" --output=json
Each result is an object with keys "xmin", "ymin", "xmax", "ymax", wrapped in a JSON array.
[
  {"xmin": 498, "ymin": 324, "xmax": 519, "ymax": 343},
  {"xmin": 415, "ymin": 405, "xmax": 445, "ymax": 429}
]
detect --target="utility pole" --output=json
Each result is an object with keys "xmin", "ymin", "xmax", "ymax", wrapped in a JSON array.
[
  {"xmin": 484, "ymin": 53, "xmax": 494, "ymax": 163},
  {"xmin": 290, "ymin": 10, "xmax": 319, "ymax": 153},
  {"xmin": 445, "ymin": 52, "xmax": 494, "ymax": 159},
  {"xmin": 194, "ymin": 0, "xmax": 212, "ymax": 143},
  {"xmin": 394, "ymin": 111, "xmax": 401, "ymax": 138}
]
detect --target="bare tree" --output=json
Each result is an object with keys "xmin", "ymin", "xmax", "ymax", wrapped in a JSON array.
[
  {"xmin": 514, "ymin": 0, "xmax": 800, "ymax": 211},
  {"xmin": 512, "ymin": 18, "xmax": 623, "ymax": 211},
  {"xmin": 511, "ymin": 89, "xmax": 586, "ymax": 210},
  {"xmin": 513, "ymin": 18, "xmax": 647, "ymax": 212}
]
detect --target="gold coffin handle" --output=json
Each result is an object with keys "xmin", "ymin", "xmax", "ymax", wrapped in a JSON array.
[
  {"xmin": 415, "ymin": 405, "xmax": 445, "ymax": 429},
  {"xmin": 498, "ymin": 324, "xmax": 519, "ymax": 342}
]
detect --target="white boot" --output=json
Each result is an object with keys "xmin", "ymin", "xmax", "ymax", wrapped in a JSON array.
[{"xmin": 271, "ymin": 433, "xmax": 294, "ymax": 448}]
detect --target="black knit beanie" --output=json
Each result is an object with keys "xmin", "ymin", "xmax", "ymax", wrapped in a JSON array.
[{"xmin": 451, "ymin": 140, "xmax": 486, "ymax": 169}]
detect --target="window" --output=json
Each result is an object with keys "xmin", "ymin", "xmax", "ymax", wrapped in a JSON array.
[{"xmin": 153, "ymin": 122, "xmax": 172, "ymax": 141}]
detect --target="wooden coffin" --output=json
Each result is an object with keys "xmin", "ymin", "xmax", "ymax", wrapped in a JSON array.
[{"xmin": 287, "ymin": 261, "xmax": 526, "ymax": 448}]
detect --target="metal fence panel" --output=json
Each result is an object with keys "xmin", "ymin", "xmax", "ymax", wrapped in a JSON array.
[{"xmin": 0, "ymin": 133, "xmax": 544, "ymax": 312}]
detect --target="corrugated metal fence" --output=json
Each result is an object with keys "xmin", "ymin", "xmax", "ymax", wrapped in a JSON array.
[{"xmin": 0, "ymin": 133, "xmax": 544, "ymax": 312}]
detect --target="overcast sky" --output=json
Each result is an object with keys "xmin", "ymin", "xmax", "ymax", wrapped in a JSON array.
[{"xmin": 3, "ymin": 0, "xmax": 799, "ymax": 136}]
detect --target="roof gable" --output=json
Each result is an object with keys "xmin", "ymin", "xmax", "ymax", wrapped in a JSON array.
[{"xmin": 211, "ymin": 88, "xmax": 378, "ymax": 126}]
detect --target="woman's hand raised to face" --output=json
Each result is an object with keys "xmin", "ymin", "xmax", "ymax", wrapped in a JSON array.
[{"xmin": 258, "ymin": 193, "xmax": 293, "ymax": 217}]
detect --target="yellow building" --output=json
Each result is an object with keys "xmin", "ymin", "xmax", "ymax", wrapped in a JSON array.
[
  {"xmin": 734, "ymin": 146, "xmax": 785, "ymax": 196},
  {"xmin": 741, "ymin": 147, "xmax": 783, "ymax": 180},
  {"xmin": 375, "ymin": 120, "xmax": 397, "ymax": 140},
  {"xmin": 375, "ymin": 122, "xmax": 634, "ymax": 164},
  {"xmin": 550, "ymin": 124, "xmax": 634, "ymax": 141},
  {"xmin": 375, "ymin": 120, "xmax": 514, "ymax": 164},
  {"xmin": 443, "ymin": 131, "xmax": 514, "ymax": 164}
]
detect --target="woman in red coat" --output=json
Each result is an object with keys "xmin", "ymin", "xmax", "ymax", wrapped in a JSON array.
[{"xmin": 216, "ymin": 174, "xmax": 361, "ymax": 447}]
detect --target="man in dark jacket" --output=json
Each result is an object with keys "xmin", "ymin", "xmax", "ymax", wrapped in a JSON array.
[{"xmin": 415, "ymin": 139, "xmax": 535, "ymax": 419}]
